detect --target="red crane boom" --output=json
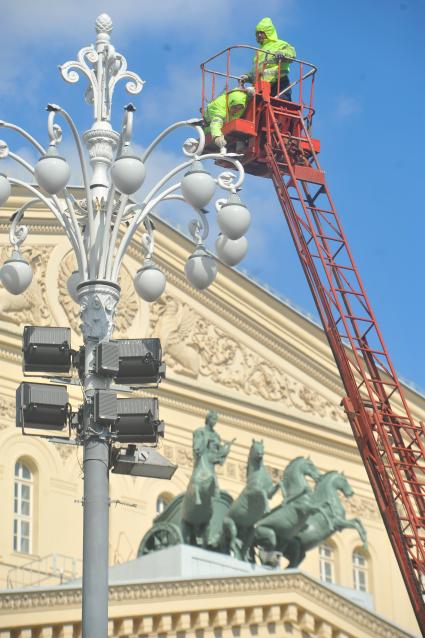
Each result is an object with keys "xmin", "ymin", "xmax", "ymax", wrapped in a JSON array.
[{"xmin": 201, "ymin": 46, "xmax": 425, "ymax": 633}]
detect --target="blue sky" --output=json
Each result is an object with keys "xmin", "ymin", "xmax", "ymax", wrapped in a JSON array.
[{"xmin": 0, "ymin": 0, "xmax": 424, "ymax": 390}]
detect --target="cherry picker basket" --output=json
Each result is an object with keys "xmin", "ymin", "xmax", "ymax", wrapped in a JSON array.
[{"xmin": 200, "ymin": 45, "xmax": 319, "ymax": 175}]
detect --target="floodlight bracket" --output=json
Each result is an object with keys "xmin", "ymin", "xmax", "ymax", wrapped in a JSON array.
[
  {"xmin": 111, "ymin": 445, "xmax": 177, "ymax": 479},
  {"xmin": 21, "ymin": 403, "xmax": 72, "ymax": 440},
  {"xmin": 48, "ymin": 436, "xmax": 79, "ymax": 446},
  {"xmin": 48, "ymin": 377, "xmax": 81, "ymax": 386}
]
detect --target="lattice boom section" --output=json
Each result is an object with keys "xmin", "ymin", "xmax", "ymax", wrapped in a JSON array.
[{"xmin": 261, "ymin": 101, "xmax": 425, "ymax": 630}]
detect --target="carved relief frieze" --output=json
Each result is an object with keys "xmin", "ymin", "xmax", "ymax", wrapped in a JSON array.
[
  {"xmin": 226, "ymin": 462, "xmax": 237, "ymax": 480},
  {"xmin": 163, "ymin": 444, "xmax": 175, "ymax": 462},
  {"xmin": 0, "ymin": 395, "xmax": 15, "ymax": 429},
  {"xmin": 341, "ymin": 494, "xmax": 381, "ymax": 522},
  {"xmin": 164, "ymin": 442, "xmax": 282, "ymax": 485},
  {"xmin": 0, "ymin": 244, "xmax": 54, "ymax": 326},
  {"xmin": 58, "ymin": 251, "xmax": 139, "ymax": 336},
  {"xmin": 237, "ymin": 462, "xmax": 282, "ymax": 484},
  {"xmin": 150, "ymin": 294, "xmax": 344, "ymax": 422},
  {"xmin": 52, "ymin": 442, "xmax": 78, "ymax": 462},
  {"xmin": 174, "ymin": 444, "xmax": 193, "ymax": 468},
  {"xmin": 238, "ymin": 463, "xmax": 246, "ymax": 483}
]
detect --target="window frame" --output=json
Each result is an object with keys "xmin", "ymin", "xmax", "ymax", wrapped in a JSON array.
[
  {"xmin": 352, "ymin": 548, "xmax": 369, "ymax": 592},
  {"xmin": 13, "ymin": 461, "xmax": 34, "ymax": 555},
  {"xmin": 319, "ymin": 542, "xmax": 336, "ymax": 584}
]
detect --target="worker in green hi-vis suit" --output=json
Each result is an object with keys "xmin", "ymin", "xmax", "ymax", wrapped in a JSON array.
[
  {"xmin": 241, "ymin": 17, "xmax": 296, "ymax": 99},
  {"xmin": 204, "ymin": 89, "xmax": 250, "ymax": 150}
]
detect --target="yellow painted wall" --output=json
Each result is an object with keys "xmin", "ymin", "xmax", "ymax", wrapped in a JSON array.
[{"xmin": 0, "ymin": 188, "xmax": 422, "ymax": 636}]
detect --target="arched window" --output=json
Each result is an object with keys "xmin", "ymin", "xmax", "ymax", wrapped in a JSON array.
[
  {"xmin": 319, "ymin": 543, "xmax": 335, "ymax": 584},
  {"xmin": 156, "ymin": 492, "xmax": 173, "ymax": 514},
  {"xmin": 13, "ymin": 461, "xmax": 33, "ymax": 554},
  {"xmin": 352, "ymin": 548, "xmax": 369, "ymax": 592}
]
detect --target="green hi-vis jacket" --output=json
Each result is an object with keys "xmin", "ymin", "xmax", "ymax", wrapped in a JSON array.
[
  {"xmin": 204, "ymin": 90, "xmax": 248, "ymax": 138},
  {"xmin": 249, "ymin": 17, "xmax": 296, "ymax": 83}
]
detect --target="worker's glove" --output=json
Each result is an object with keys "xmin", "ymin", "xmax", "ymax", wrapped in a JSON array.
[
  {"xmin": 273, "ymin": 52, "xmax": 286, "ymax": 61},
  {"xmin": 245, "ymin": 86, "xmax": 255, "ymax": 97},
  {"xmin": 239, "ymin": 74, "xmax": 250, "ymax": 84},
  {"xmin": 214, "ymin": 135, "xmax": 226, "ymax": 150}
]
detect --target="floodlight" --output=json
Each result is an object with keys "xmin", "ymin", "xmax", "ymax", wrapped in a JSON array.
[
  {"xmin": 16, "ymin": 382, "xmax": 70, "ymax": 435},
  {"xmin": 95, "ymin": 342, "xmax": 120, "ymax": 376},
  {"xmin": 94, "ymin": 390, "xmax": 118, "ymax": 426},
  {"xmin": 113, "ymin": 397, "xmax": 164, "ymax": 443},
  {"xmin": 23, "ymin": 326, "xmax": 72, "ymax": 375},
  {"xmin": 111, "ymin": 445, "xmax": 177, "ymax": 479},
  {"xmin": 114, "ymin": 339, "xmax": 165, "ymax": 386}
]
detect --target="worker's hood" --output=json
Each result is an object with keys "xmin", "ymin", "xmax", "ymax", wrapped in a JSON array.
[
  {"xmin": 228, "ymin": 90, "xmax": 247, "ymax": 108},
  {"xmin": 255, "ymin": 17, "xmax": 279, "ymax": 45}
]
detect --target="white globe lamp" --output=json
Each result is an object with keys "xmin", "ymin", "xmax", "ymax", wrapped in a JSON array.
[
  {"xmin": 134, "ymin": 259, "xmax": 166, "ymax": 302},
  {"xmin": 34, "ymin": 145, "xmax": 71, "ymax": 195},
  {"xmin": 181, "ymin": 161, "xmax": 216, "ymax": 209},
  {"xmin": 111, "ymin": 145, "xmax": 145, "ymax": 195},
  {"xmin": 0, "ymin": 250, "xmax": 33, "ymax": 295},
  {"xmin": 215, "ymin": 233, "xmax": 248, "ymax": 266},
  {"xmin": 67, "ymin": 270, "xmax": 81, "ymax": 303},
  {"xmin": 217, "ymin": 192, "xmax": 251, "ymax": 240},
  {"xmin": 0, "ymin": 174, "xmax": 11, "ymax": 207},
  {"xmin": 184, "ymin": 245, "xmax": 217, "ymax": 290}
]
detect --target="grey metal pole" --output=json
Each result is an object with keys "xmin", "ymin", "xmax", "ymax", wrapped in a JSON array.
[
  {"xmin": 82, "ymin": 437, "xmax": 109, "ymax": 638},
  {"xmin": 1, "ymin": 12, "xmax": 247, "ymax": 638},
  {"xmin": 79, "ymin": 281, "xmax": 120, "ymax": 637}
]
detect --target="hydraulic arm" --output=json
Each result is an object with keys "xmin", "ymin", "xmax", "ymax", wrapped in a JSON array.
[
  {"xmin": 201, "ymin": 47, "xmax": 425, "ymax": 632},
  {"xmin": 261, "ymin": 94, "xmax": 425, "ymax": 632}
]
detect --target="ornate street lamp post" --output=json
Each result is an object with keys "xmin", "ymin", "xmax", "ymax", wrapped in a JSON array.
[{"xmin": 0, "ymin": 14, "xmax": 250, "ymax": 637}]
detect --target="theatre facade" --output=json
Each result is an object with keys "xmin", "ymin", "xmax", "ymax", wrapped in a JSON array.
[{"xmin": 0, "ymin": 187, "xmax": 422, "ymax": 637}]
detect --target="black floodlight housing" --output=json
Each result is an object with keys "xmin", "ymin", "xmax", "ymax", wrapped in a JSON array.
[
  {"xmin": 94, "ymin": 390, "xmax": 117, "ymax": 426},
  {"xmin": 95, "ymin": 342, "xmax": 119, "ymax": 376},
  {"xmin": 16, "ymin": 382, "xmax": 70, "ymax": 437},
  {"xmin": 114, "ymin": 339, "xmax": 165, "ymax": 386},
  {"xmin": 23, "ymin": 326, "xmax": 72, "ymax": 375},
  {"xmin": 113, "ymin": 397, "xmax": 164, "ymax": 443},
  {"xmin": 111, "ymin": 445, "xmax": 177, "ymax": 479}
]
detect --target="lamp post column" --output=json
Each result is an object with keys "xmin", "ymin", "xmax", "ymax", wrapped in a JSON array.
[
  {"xmin": 0, "ymin": 13, "xmax": 249, "ymax": 636},
  {"xmin": 79, "ymin": 281, "xmax": 120, "ymax": 638}
]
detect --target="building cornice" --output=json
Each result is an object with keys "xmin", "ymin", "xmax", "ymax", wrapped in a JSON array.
[{"xmin": 0, "ymin": 571, "xmax": 415, "ymax": 638}]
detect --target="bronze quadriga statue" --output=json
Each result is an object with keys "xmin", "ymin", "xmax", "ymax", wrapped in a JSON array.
[
  {"xmin": 138, "ymin": 412, "xmax": 367, "ymax": 567},
  {"xmin": 138, "ymin": 411, "xmax": 234, "ymax": 555},
  {"xmin": 221, "ymin": 439, "xmax": 281, "ymax": 561}
]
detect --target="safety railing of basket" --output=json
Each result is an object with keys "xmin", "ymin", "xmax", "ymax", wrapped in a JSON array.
[{"xmin": 200, "ymin": 45, "xmax": 317, "ymax": 129}]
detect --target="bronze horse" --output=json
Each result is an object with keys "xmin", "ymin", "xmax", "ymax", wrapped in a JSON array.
[
  {"xmin": 282, "ymin": 471, "xmax": 368, "ymax": 567},
  {"xmin": 254, "ymin": 456, "xmax": 321, "ymax": 564},
  {"xmin": 221, "ymin": 439, "xmax": 280, "ymax": 560}
]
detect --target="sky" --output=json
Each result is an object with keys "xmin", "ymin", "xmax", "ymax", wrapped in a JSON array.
[{"xmin": 0, "ymin": 0, "xmax": 424, "ymax": 391}]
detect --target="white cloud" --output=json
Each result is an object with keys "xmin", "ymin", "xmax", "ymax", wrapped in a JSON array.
[
  {"xmin": 0, "ymin": 0, "xmax": 296, "ymax": 105},
  {"xmin": 0, "ymin": 0, "xmax": 233, "ymax": 102},
  {"xmin": 0, "ymin": 0, "xmax": 230, "ymax": 40},
  {"xmin": 335, "ymin": 95, "xmax": 362, "ymax": 119},
  {"xmin": 140, "ymin": 64, "xmax": 203, "ymax": 125}
]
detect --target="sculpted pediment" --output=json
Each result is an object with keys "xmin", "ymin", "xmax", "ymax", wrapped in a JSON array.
[
  {"xmin": 0, "ymin": 243, "xmax": 141, "ymax": 339},
  {"xmin": 149, "ymin": 293, "xmax": 345, "ymax": 424},
  {"xmin": 0, "ymin": 241, "xmax": 344, "ymax": 424}
]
